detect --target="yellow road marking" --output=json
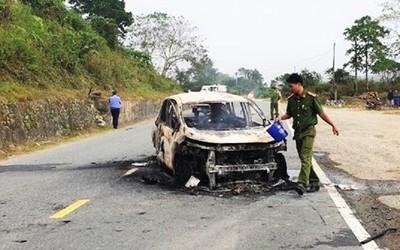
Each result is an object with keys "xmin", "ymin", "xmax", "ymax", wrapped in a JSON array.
[{"xmin": 49, "ymin": 199, "xmax": 89, "ymax": 219}]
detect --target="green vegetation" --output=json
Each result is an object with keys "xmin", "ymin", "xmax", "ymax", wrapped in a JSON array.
[
  {"xmin": 2, "ymin": 0, "xmax": 400, "ymax": 105},
  {"xmin": 344, "ymin": 15, "xmax": 389, "ymax": 92},
  {"xmin": 0, "ymin": 0, "xmax": 180, "ymax": 102}
]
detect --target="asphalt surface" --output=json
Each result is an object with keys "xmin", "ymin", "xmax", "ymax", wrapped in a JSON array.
[{"xmin": 0, "ymin": 101, "xmax": 369, "ymax": 250}]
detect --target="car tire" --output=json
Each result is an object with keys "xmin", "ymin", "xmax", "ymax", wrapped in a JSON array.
[
  {"xmin": 173, "ymin": 154, "xmax": 192, "ymax": 187},
  {"xmin": 273, "ymin": 153, "xmax": 289, "ymax": 180}
]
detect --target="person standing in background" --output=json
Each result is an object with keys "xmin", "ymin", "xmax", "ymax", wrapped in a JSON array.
[
  {"xmin": 393, "ymin": 90, "xmax": 399, "ymax": 108},
  {"xmin": 387, "ymin": 89, "xmax": 393, "ymax": 107},
  {"xmin": 270, "ymin": 86, "xmax": 281, "ymax": 120},
  {"xmin": 108, "ymin": 90, "xmax": 122, "ymax": 129}
]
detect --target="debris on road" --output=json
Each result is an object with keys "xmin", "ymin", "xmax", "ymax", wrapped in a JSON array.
[
  {"xmin": 232, "ymin": 185, "xmax": 245, "ymax": 195},
  {"xmin": 122, "ymin": 168, "xmax": 138, "ymax": 177},
  {"xmin": 334, "ymin": 184, "xmax": 358, "ymax": 191},
  {"xmin": 185, "ymin": 176, "xmax": 200, "ymax": 188},
  {"xmin": 122, "ymin": 156, "xmax": 297, "ymax": 196},
  {"xmin": 131, "ymin": 162, "xmax": 149, "ymax": 167},
  {"xmin": 360, "ymin": 228, "xmax": 398, "ymax": 245},
  {"xmin": 141, "ymin": 175, "xmax": 158, "ymax": 185}
]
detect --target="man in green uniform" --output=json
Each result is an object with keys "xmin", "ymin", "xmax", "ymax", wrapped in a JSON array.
[
  {"xmin": 276, "ymin": 73, "xmax": 339, "ymax": 195},
  {"xmin": 270, "ymin": 86, "xmax": 281, "ymax": 120}
]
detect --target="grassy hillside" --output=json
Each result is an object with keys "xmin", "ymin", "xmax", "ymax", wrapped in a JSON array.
[{"xmin": 0, "ymin": 0, "xmax": 180, "ymax": 102}]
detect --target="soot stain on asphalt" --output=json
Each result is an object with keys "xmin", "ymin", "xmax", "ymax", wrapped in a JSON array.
[
  {"xmin": 0, "ymin": 164, "xmax": 62, "ymax": 173},
  {"xmin": 119, "ymin": 155, "xmax": 296, "ymax": 198},
  {"xmin": 315, "ymin": 229, "xmax": 360, "ymax": 247}
]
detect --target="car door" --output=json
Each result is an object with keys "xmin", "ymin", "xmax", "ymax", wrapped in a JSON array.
[{"xmin": 156, "ymin": 99, "xmax": 181, "ymax": 170}]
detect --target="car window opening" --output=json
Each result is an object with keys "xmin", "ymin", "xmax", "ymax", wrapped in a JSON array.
[{"xmin": 183, "ymin": 102, "xmax": 263, "ymax": 130}]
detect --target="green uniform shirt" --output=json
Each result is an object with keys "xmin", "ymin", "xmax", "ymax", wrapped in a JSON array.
[
  {"xmin": 286, "ymin": 90, "xmax": 323, "ymax": 131},
  {"xmin": 270, "ymin": 91, "xmax": 280, "ymax": 103}
]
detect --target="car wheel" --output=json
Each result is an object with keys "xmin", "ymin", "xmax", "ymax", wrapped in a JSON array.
[
  {"xmin": 273, "ymin": 153, "xmax": 289, "ymax": 180},
  {"xmin": 174, "ymin": 154, "xmax": 192, "ymax": 187}
]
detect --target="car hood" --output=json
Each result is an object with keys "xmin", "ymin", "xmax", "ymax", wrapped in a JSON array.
[{"xmin": 183, "ymin": 126, "xmax": 277, "ymax": 144}]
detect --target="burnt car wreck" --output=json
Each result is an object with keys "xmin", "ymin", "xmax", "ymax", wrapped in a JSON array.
[{"xmin": 151, "ymin": 92, "xmax": 288, "ymax": 189}]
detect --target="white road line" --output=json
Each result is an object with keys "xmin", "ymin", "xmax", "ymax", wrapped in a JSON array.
[{"xmin": 282, "ymin": 118, "xmax": 380, "ymax": 250}]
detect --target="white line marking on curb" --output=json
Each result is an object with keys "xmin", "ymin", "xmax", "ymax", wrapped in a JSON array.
[{"xmin": 283, "ymin": 119, "xmax": 380, "ymax": 250}]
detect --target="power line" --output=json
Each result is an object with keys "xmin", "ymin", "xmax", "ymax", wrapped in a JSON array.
[{"xmin": 265, "ymin": 49, "xmax": 333, "ymax": 81}]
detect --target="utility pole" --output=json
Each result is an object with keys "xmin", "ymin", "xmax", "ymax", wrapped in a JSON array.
[
  {"xmin": 332, "ymin": 43, "xmax": 337, "ymax": 102},
  {"xmin": 354, "ymin": 41, "xmax": 358, "ymax": 95}
]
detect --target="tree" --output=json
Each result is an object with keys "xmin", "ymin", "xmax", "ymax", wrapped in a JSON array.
[
  {"xmin": 68, "ymin": 0, "xmax": 132, "ymax": 47},
  {"xmin": 299, "ymin": 69, "xmax": 321, "ymax": 87},
  {"xmin": 325, "ymin": 68, "xmax": 352, "ymax": 85},
  {"xmin": 343, "ymin": 25, "xmax": 362, "ymax": 94},
  {"xmin": 237, "ymin": 68, "xmax": 264, "ymax": 85},
  {"xmin": 372, "ymin": 57, "xmax": 400, "ymax": 82},
  {"xmin": 325, "ymin": 68, "xmax": 353, "ymax": 98},
  {"xmin": 380, "ymin": 0, "xmax": 400, "ymax": 57},
  {"xmin": 125, "ymin": 12, "xmax": 207, "ymax": 77},
  {"xmin": 89, "ymin": 16, "xmax": 120, "ymax": 49},
  {"xmin": 271, "ymin": 73, "xmax": 291, "ymax": 96},
  {"xmin": 234, "ymin": 68, "xmax": 264, "ymax": 95},
  {"xmin": 344, "ymin": 16, "xmax": 389, "ymax": 92},
  {"xmin": 271, "ymin": 71, "xmax": 320, "ymax": 96},
  {"xmin": 377, "ymin": 0, "xmax": 400, "ymax": 82},
  {"xmin": 175, "ymin": 56, "xmax": 218, "ymax": 91}
]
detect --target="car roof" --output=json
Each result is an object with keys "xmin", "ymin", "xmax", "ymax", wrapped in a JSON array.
[{"xmin": 168, "ymin": 92, "xmax": 248, "ymax": 104}]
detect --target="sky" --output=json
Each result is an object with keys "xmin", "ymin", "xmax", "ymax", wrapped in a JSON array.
[{"xmin": 125, "ymin": 0, "xmax": 388, "ymax": 83}]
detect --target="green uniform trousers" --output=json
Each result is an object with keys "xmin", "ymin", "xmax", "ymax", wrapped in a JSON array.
[
  {"xmin": 270, "ymin": 102, "xmax": 279, "ymax": 119},
  {"xmin": 294, "ymin": 126, "xmax": 319, "ymax": 187}
]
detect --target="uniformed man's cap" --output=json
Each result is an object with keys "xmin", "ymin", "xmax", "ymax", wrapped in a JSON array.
[{"xmin": 287, "ymin": 73, "xmax": 303, "ymax": 85}]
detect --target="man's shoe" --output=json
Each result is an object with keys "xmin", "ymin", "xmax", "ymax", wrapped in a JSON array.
[
  {"xmin": 307, "ymin": 183, "xmax": 320, "ymax": 193},
  {"xmin": 294, "ymin": 184, "xmax": 306, "ymax": 195}
]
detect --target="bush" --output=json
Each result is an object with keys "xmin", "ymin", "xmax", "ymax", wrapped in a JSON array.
[
  {"xmin": 254, "ymin": 85, "xmax": 270, "ymax": 98},
  {"xmin": 90, "ymin": 16, "xmax": 119, "ymax": 49},
  {"xmin": 0, "ymin": 0, "xmax": 14, "ymax": 22},
  {"xmin": 21, "ymin": 0, "xmax": 68, "ymax": 22},
  {"xmin": 0, "ymin": 29, "xmax": 40, "ymax": 72},
  {"xmin": 0, "ymin": 0, "xmax": 181, "ymax": 100}
]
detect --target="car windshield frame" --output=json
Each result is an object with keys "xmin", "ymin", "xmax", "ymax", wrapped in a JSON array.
[{"xmin": 181, "ymin": 100, "xmax": 265, "ymax": 131}]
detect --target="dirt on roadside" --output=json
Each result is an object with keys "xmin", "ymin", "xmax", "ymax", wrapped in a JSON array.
[{"xmin": 313, "ymin": 106, "xmax": 400, "ymax": 250}]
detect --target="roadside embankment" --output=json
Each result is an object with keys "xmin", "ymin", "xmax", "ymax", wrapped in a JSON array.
[{"xmin": 0, "ymin": 96, "xmax": 161, "ymax": 154}]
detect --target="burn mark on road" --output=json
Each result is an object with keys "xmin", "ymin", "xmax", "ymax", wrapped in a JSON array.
[
  {"xmin": 120, "ymin": 155, "xmax": 296, "ymax": 197},
  {"xmin": 0, "ymin": 164, "xmax": 63, "ymax": 173},
  {"xmin": 315, "ymin": 230, "xmax": 360, "ymax": 247}
]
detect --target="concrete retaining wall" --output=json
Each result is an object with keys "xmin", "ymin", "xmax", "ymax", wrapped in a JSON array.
[{"xmin": 0, "ymin": 97, "xmax": 162, "ymax": 150}]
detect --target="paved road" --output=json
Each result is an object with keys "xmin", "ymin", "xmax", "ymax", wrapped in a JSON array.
[{"xmin": 0, "ymin": 101, "xmax": 369, "ymax": 250}]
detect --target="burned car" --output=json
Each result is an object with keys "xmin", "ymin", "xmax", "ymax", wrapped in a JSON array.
[{"xmin": 151, "ymin": 92, "xmax": 288, "ymax": 188}]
